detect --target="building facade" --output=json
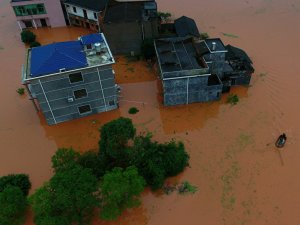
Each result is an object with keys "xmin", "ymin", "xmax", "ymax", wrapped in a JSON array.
[
  {"xmin": 103, "ymin": 0, "xmax": 159, "ymax": 55},
  {"xmin": 64, "ymin": 0, "xmax": 109, "ymax": 32},
  {"xmin": 11, "ymin": 0, "xmax": 66, "ymax": 30},
  {"xmin": 22, "ymin": 33, "xmax": 118, "ymax": 125},
  {"xmin": 154, "ymin": 37, "xmax": 223, "ymax": 106}
]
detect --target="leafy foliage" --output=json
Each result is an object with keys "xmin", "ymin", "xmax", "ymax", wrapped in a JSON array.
[
  {"xmin": 0, "ymin": 186, "xmax": 28, "ymax": 225},
  {"xmin": 200, "ymin": 32, "xmax": 210, "ymax": 40},
  {"xmin": 177, "ymin": 181, "xmax": 197, "ymax": 194},
  {"xmin": 0, "ymin": 174, "xmax": 31, "ymax": 196},
  {"xmin": 29, "ymin": 164, "xmax": 99, "ymax": 225},
  {"xmin": 16, "ymin": 88, "xmax": 25, "ymax": 95},
  {"xmin": 158, "ymin": 12, "xmax": 172, "ymax": 23},
  {"xmin": 78, "ymin": 151, "xmax": 105, "ymax": 178},
  {"xmin": 51, "ymin": 148, "xmax": 80, "ymax": 172},
  {"xmin": 100, "ymin": 166, "xmax": 145, "ymax": 220},
  {"xmin": 20, "ymin": 30, "xmax": 36, "ymax": 44},
  {"xmin": 226, "ymin": 94, "xmax": 239, "ymax": 105},
  {"xmin": 30, "ymin": 41, "xmax": 41, "ymax": 48},
  {"xmin": 99, "ymin": 117, "xmax": 136, "ymax": 170},
  {"xmin": 128, "ymin": 107, "xmax": 139, "ymax": 114},
  {"xmin": 131, "ymin": 136, "xmax": 189, "ymax": 190}
]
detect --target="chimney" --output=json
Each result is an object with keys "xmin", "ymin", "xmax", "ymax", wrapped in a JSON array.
[{"xmin": 212, "ymin": 42, "xmax": 216, "ymax": 51}]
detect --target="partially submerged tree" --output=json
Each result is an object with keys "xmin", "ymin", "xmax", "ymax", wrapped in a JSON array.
[
  {"xmin": 158, "ymin": 12, "xmax": 172, "ymax": 23},
  {"xmin": 30, "ymin": 164, "xmax": 99, "ymax": 225},
  {"xmin": 100, "ymin": 166, "xmax": 145, "ymax": 220},
  {"xmin": 0, "ymin": 186, "xmax": 28, "ymax": 225},
  {"xmin": 20, "ymin": 30, "xmax": 36, "ymax": 44},
  {"xmin": 0, "ymin": 174, "xmax": 31, "ymax": 196}
]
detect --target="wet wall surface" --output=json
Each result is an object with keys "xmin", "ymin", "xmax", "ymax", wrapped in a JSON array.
[{"xmin": 1, "ymin": 0, "xmax": 300, "ymax": 224}]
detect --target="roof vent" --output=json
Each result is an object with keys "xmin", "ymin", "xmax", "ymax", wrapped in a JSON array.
[
  {"xmin": 59, "ymin": 68, "xmax": 66, "ymax": 72},
  {"xmin": 212, "ymin": 42, "xmax": 216, "ymax": 51}
]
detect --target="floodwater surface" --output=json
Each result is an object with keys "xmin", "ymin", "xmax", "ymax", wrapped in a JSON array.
[{"xmin": 1, "ymin": 0, "xmax": 300, "ymax": 225}]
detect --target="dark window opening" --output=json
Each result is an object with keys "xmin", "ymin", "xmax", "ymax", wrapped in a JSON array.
[
  {"xmin": 83, "ymin": 9, "xmax": 87, "ymax": 19},
  {"xmin": 85, "ymin": 22, "xmax": 90, "ymax": 29},
  {"xmin": 69, "ymin": 72, "xmax": 83, "ymax": 83},
  {"xmin": 86, "ymin": 44, "xmax": 92, "ymax": 49},
  {"xmin": 74, "ymin": 89, "xmax": 87, "ymax": 99},
  {"xmin": 73, "ymin": 7, "xmax": 77, "ymax": 13},
  {"xmin": 94, "ymin": 12, "xmax": 97, "ymax": 19},
  {"xmin": 109, "ymin": 100, "xmax": 115, "ymax": 106},
  {"xmin": 24, "ymin": 20, "xmax": 33, "ymax": 28},
  {"xmin": 78, "ymin": 105, "xmax": 91, "ymax": 114}
]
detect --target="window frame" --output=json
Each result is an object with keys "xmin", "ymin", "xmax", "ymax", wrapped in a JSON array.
[
  {"xmin": 73, "ymin": 6, "xmax": 77, "ymax": 13},
  {"xmin": 69, "ymin": 72, "xmax": 84, "ymax": 84},
  {"xmin": 78, "ymin": 104, "xmax": 92, "ymax": 115},
  {"xmin": 73, "ymin": 88, "xmax": 88, "ymax": 100}
]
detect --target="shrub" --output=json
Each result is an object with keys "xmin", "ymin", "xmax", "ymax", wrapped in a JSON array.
[
  {"xmin": 128, "ymin": 107, "xmax": 139, "ymax": 114},
  {"xmin": 200, "ymin": 32, "xmax": 209, "ymax": 40},
  {"xmin": 226, "ymin": 94, "xmax": 239, "ymax": 105},
  {"xmin": 0, "ymin": 174, "xmax": 31, "ymax": 196},
  {"xmin": 158, "ymin": 12, "xmax": 172, "ymax": 23},
  {"xmin": 16, "ymin": 88, "xmax": 25, "ymax": 95},
  {"xmin": 30, "ymin": 41, "xmax": 41, "ymax": 48},
  {"xmin": 177, "ymin": 181, "xmax": 197, "ymax": 194},
  {"xmin": 0, "ymin": 186, "xmax": 28, "ymax": 225},
  {"xmin": 20, "ymin": 30, "xmax": 36, "ymax": 44}
]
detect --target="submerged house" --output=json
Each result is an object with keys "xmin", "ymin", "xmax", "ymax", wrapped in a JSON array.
[
  {"xmin": 102, "ymin": 0, "xmax": 159, "ymax": 54},
  {"xmin": 154, "ymin": 37, "xmax": 223, "ymax": 106},
  {"xmin": 64, "ymin": 0, "xmax": 109, "ymax": 31},
  {"xmin": 10, "ymin": 0, "xmax": 66, "ymax": 30},
  {"xmin": 22, "ymin": 33, "xmax": 118, "ymax": 125},
  {"xmin": 155, "ymin": 16, "xmax": 254, "ymax": 106}
]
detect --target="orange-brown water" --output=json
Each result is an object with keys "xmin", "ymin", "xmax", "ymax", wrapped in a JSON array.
[{"xmin": 1, "ymin": 0, "xmax": 300, "ymax": 224}]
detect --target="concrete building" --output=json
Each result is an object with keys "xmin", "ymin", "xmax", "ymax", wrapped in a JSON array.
[
  {"xmin": 154, "ymin": 37, "xmax": 223, "ymax": 106},
  {"xmin": 11, "ymin": 0, "xmax": 66, "ymax": 30},
  {"xmin": 102, "ymin": 0, "xmax": 159, "ymax": 54},
  {"xmin": 22, "ymin": 33, "xmax": 118, "ymax": 125},
  {"xmin": 64, "ymin": 0, "xmax": 109, "ymax": 32}
]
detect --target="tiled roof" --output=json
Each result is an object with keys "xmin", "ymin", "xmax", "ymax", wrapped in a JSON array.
[
  {"xmin": 80, "ymin": 33, "xmax": 104, "ymax": 45},
  {"xmin": 30, "ymin": 41, "xmax": 87, "ymax": 77}
]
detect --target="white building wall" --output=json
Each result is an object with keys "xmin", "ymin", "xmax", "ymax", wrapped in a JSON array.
[{"xmin": 65, "ymin": 4, "xmax": 98, "ymax": 21}]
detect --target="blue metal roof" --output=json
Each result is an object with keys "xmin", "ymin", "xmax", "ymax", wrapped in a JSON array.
[
  {"xmin": 30, "ymin": 41, "xmax": 87, "ymax": 77},
  {"xmin": 80, "ymin": 33, "xmax": 104, "ymax": 45}
]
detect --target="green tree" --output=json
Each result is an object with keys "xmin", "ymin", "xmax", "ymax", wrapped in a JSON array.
[
  {"xmin": 0, "ymin": 174, "xmax": 31, "ymax": 196},
  {"xmin": 99, "ymin": 117, "xmax": 136, "ymax": 170},
  {"xmin": 158, "ymin": 12, "xmax": 172, "ymax": 23},
  {"xmin": 51, "ymin": 148, "xmax": 80, "ymax": 172},
  {"xmin": 131, "ymin": 136, "xmax": 189, "ymax": 190},
  {"xmin": 20, "ymin": 30, "xmax": 36, "ymax": 43},
  {"xmin": 100, "ymin": 166, "xmax": 145, "ymax": 220},
  {"xmin": 30, "ymin": 41, "xmax": 41, "ymax": 48},
  {"xmin": 30, "ymin": 164, "xmax": 98, "ymax": 225},
  {"xmin": 78, "ymin": 151, "xmax": 105, "ymax": 178},
  {"xmin": 0, "ymin": 186, "xmax": 27, "ymax": 225}
]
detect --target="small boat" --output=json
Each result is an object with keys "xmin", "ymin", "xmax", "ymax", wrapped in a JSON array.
[{"xmin": 275, "ymin": 133, "xmax": 287, "ymax": 148}]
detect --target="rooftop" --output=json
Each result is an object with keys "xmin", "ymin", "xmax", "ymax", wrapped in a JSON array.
[
  {"xmin": 64, "ymin": 0, "xmax": 109, "ymax": 11},
  {"xmin": 205, "ymin": 38, "xmax": 227, "ymax": 52},
  {"xmin": 155, "ymin": 37, "xmax": 209, "ymax": 79},
  {"xmin": 27, "ymin": 33, "xmax": 114, "ymax": 79},
  {"xmin": 174, "ymin": 16, "xmax": 200, "ymax": 38}
]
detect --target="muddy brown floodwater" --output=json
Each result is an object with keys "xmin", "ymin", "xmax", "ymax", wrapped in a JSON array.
[{"xmin": 1, "ymin": 0, "xmax": 300, "ymax": 224}]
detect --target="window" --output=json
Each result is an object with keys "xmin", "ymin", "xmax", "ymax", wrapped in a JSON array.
[
  {"xmin": 78, "ymin": 105, "xmax": 91, "ymax": 114},
  {"xmin": 86, "ymin": 44, "xmax": 92, "ymax": 49},
  {"xmin": 83, "ymin": 9, "xmax": 87, "ymax": 19},
  {"xmin": 13, "ymin": 4, "xmax": 46, "ymax": 16},
  {"xmin": 69, "ymin": 72, "xmax": 83, "ymax": 83},
  {"xmin": 109, "ymin": 100, "xmax": 115, "ymax": 106},
  {"xmin": 74, "ymin": 89, "xmax": 87, "ymax": 99},
  {"xmin": 94, "ymin": 12, "xmax": 97, "ymax": 19},
  {"xmin": 73, "ymin": 7, "xmax": 77, "ymax": 13},
  {"xmin": 66, "ymin": 4, "xmax": 70, "ymax": 7}
]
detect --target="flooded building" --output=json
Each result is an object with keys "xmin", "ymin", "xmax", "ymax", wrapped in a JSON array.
[
  {"xmin": 64, "ymin": 0, "xmax": 108, "ymax": 32},
  {"xmin": 103, "ymin": 0, "xmax": 159, "ymax": 54},
  {"xmin": 10, "ymin": 0, "xmax": 66, "ymax": 30},
  {"xmin": 154, "ymin": 37, "xmax": 223, "ymax": 106},
  {"xmin": 22, "ymin": 33, "xmax": 118, "ymax": 125}
]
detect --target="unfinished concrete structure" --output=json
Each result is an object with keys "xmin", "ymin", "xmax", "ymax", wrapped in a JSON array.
[
  {"xmin": 154, "ymin": 37, "xmax": 223, "ymax": 106},
  {"xmin": 11, "ymin": 0, "xmax": 66, "ymax": 30},
  {"xmin": 103, "ymin": 0, "xmax": 159, "ymax": 54},
  {"xmin": 22, "ymin": 33, "xmax": 118, "ymax": 125}
]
